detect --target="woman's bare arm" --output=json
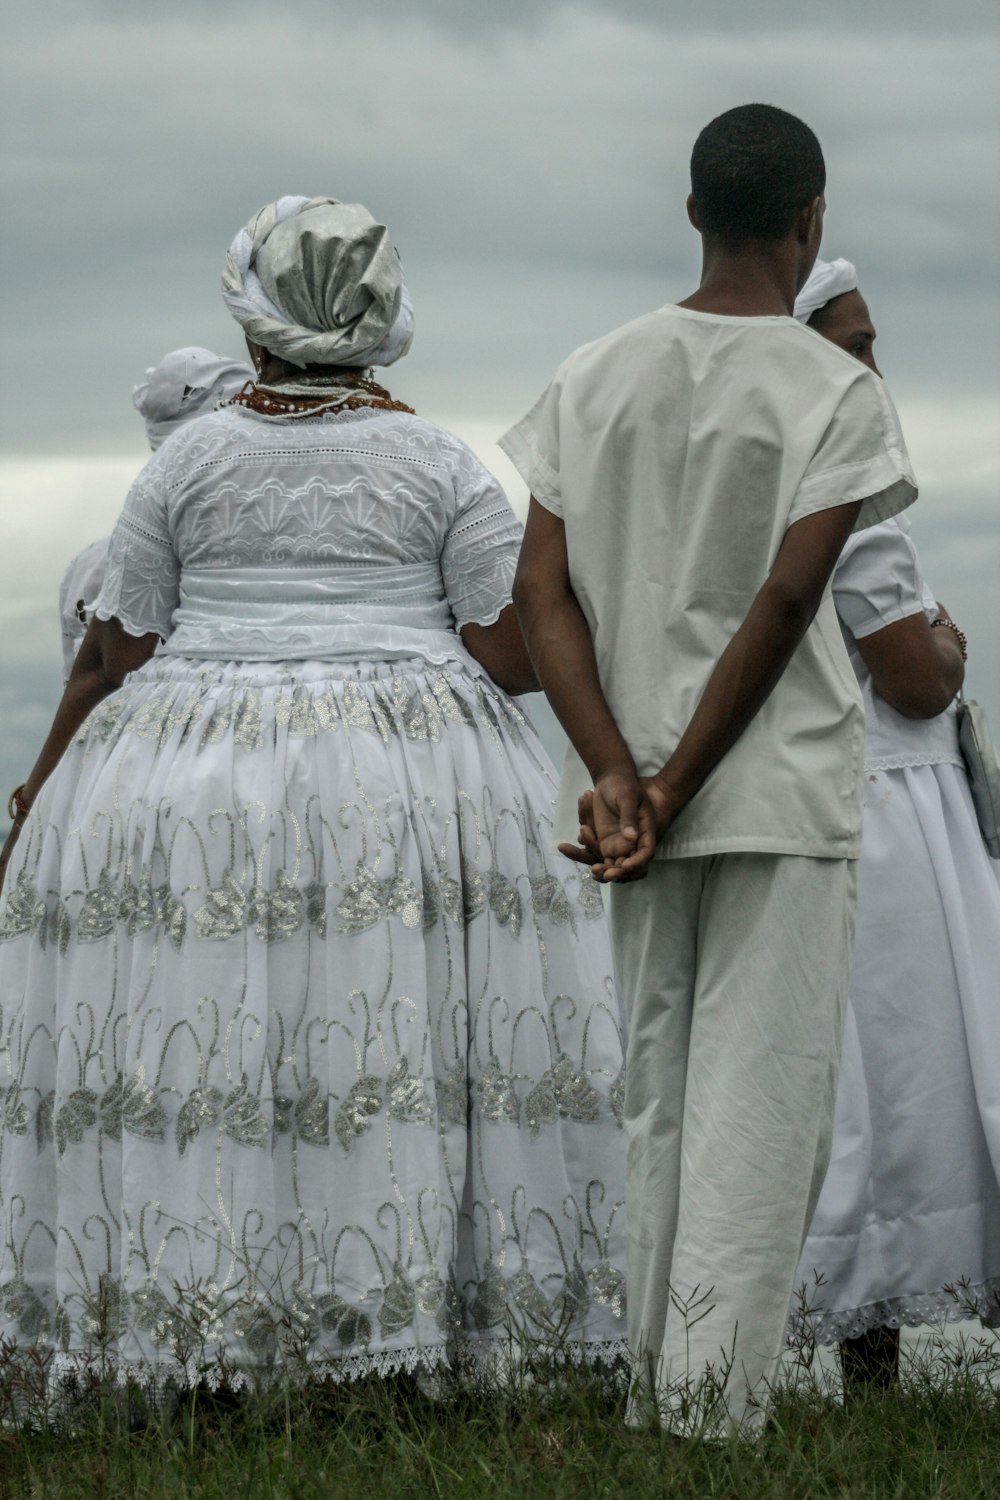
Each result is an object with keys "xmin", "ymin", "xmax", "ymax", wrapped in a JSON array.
[
  {"xmin": 0, "ymin": 617, "xmax": 158, "ymax": 889},
  {"xmin": 460, "ymin": 605, "xmax": 539, "ymax": 695},
  {"xmin": 854, "ymin": 609, "xmax": 965, "ymax": 718}
]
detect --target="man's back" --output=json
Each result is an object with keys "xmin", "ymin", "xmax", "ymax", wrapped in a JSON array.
[{"xmin": 503, "ymin": 303, "xmax": 914, "ymax": 858}]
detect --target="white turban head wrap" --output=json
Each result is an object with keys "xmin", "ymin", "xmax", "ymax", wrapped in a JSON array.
[
  {"xmin": 794, "ymin": 257, "xmax": 860, "ymax": 323},
  {"xmin": 132, "ymin": 347, "xmax": 254, "ymax": 450},
  {"xmin": 221, "ymin": 196, "xmax": 414, "ymax": 370}
]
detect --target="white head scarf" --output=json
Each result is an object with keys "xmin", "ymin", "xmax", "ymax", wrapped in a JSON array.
[
  {"xmin": 132, "ymin": 347, "xmax": 253, "ymax": 450},
  {"xmin": 794, "ymin": 257, "xmax": 859, "ymax": 323},
  {"xmin": 221, "ymin": 195, "xmax": 414, "ymax": 370}
]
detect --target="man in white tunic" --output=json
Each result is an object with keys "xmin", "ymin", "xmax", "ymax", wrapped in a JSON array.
[{"xmin": 500, "ymin": 104, "xmax": 917, "ymax": 1432}]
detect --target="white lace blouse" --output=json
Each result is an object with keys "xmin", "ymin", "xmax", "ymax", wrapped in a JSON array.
[{"xmin": 94, "ymin": 405, "xmax": 523, "ymax": 666}]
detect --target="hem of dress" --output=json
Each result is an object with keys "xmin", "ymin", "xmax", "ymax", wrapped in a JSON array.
[
  {"xmin": 655, "ymin": 833, "xmax": 861, "ymax": 861},
  {"xmin": 5, "ymin": 1335, "xmax": 632, "ymax": 1402},
  {"xmin": 787, "ymin": 1278, "xmax": 1000, "ymax": 1347},
  {"xmin": 863, "ymin": 752, "xmax": 964, "ymax": 772}
]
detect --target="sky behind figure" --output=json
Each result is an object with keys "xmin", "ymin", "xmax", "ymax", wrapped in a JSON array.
[{"xmin": 1, "ymin": 0, "xmax": 997, "ymax": 791}]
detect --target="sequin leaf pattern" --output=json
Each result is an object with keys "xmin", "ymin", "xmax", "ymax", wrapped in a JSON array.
[
  {"xmin": 470, "ymin": 1259, "xmax": 509, "ymax": 1331},
  {"xmin": 385, "ymin": 1059, "xmax": 434, "ymax": 1127},
  {"xmin": 552, "ymin": 1256, "xmax": 591, "ymax": 1325},
  {"xmin": 435, "ymin": 1062, "xmax": 468, "ymax": 1126},
  {"xmin": 54, "ymin": 1089, "xmax": 98, "ymax": 1155},
  {"xmin": 524, "ymin": 1076, "xmax": 560, "ymax": 1137},
  {"xmin": 176, "ymin": 1086, "xmax": 224, "ymax": 1156},
  {"xmin": 545, "ymin": 1056, "xmax": 603, "ymax": 1123},
  {"xmin": 475, "ymin": 1058, "xmax": 520, "ymax": 1124},
  {"xmin": 378, "ymin": 1263, "xmax": 417, "ymax": 1335},
  {"xmin": 2, "ymin": 1281, "xmax": 50, "ymax": 1340},
  {"xmin": 334, "ymin": 1075, "xmax": 385, "ymax": 1152},
  {"xmin": 588, "ymin": 1259, "xmax": 627, "ymax": 1319},
  {"xmin": 100, "ymin": 1074, "xmax": 168, "ymax": 1142},
  {"xmin": 336, "ymin": 866, "xmax": 423, "ymax": 934},
  {"xmin": 194, "ymin": 872, "xmax": 249, "ymax": 941},
  {"xmin": 508, "ymin": 1268, "xmax": 550, "ymax": 1327},
  {"xmin": 222, "ymin": 1077, "xmax": 269, "ymax": 1149},
  {"xmin": 529, "ymin": 874, "xmax": 576, "ymax": 931},
  {"xmin": 78, "ymin": 870, "xmax": 121, "ymax": 943},
  {"xmin": 0, "ymin": 872, "xmax": 47, "ymax": 943},
  {"xmin": 248, "ymin": 872, "xmax": 304, "ymax": 944},
  {"xmin": 299, "ymin": 1077, "xmax": 331, "ymax": 1145},
  {"xmin": 486, "ymin": 870, "xmax": 523, "ymax": 937}
]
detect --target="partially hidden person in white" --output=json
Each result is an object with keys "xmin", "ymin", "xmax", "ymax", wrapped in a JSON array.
[
  {"xmin": 501, "ymin": 104, "xmax": 917, "ymax": 1435},
  {"xmin": 789, "ymin": 258, "xmax": 1000, "ymax": 1390},
  {"xmin": 58, "ymin": 348, "xmax": 253, "ymax": 680}
]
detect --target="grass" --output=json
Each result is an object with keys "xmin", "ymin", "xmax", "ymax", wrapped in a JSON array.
[{"xmin": 0, "ymin": 1336, "xmax": 998, "ymax": 1500}]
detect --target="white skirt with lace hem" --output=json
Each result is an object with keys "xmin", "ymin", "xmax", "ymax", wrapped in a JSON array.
[{"xmin": 0, "ymin": 655, "xmax": 627, "ymax": 1382}]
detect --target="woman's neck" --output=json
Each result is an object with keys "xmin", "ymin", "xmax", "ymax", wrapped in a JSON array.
[{"xmin": 257, "ymin": 354, "xmax": 366, "ymax": 386}]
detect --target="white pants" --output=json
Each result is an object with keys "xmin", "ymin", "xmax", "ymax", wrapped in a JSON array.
[{"xmin": 610, "ymin": 853, "xmax": 856, "ymax": 1433}]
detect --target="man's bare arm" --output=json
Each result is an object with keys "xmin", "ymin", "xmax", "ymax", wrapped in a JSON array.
[
  {"xmin": 512, "ymin": 498, "xmax": 651, "ymax": 859},
  {"xmin": 649, "ymin": 498, "xmax": 864, "ymax": 818},
  {"xmin": 573, "ymin": 498, "xmax": 865, "ymax": 879}
]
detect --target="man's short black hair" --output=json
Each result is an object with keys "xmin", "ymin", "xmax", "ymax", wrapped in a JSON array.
[{"xmin": 690, "ymin": 104, "xmax": 825, "ymax": 245}]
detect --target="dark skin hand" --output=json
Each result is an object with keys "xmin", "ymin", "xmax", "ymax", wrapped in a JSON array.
[{"xmin": 0, "ymin": 617, "xmax": 159, "ymax": 892}]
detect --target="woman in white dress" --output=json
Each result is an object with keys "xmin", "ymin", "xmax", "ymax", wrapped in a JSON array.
[
  {"xmin": 59, "ymin": 347, "xmax": 253, "ymax": 680},
  {"xmin": 790, "ymin": 259, "xmax": 1000, "ymax": 1386},
  {"xmin": 0, "ymin": 197, "xmax": 627, "ymax": 1391}
]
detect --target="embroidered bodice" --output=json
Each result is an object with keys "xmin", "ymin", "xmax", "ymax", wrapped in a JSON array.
[{"xmin": 94, "ymin": 406, "xmax": 522, "ymax": 664}]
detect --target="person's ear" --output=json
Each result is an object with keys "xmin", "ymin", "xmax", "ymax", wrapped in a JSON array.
[
  {"xmin": 796, "ymin": 195, "xmax": 824, "ymax": 246},
  {"xmin": 686, "ymin": 193, "xmax": 702, "ymax": 232}
]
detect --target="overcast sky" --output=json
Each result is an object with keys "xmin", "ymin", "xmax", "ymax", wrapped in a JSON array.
[{"xmin": 1, "ymin": 0, "xmax": 998, "ymax": 794}]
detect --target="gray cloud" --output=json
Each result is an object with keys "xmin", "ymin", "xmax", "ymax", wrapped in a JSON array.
[
  {"xmin": 20, "ymin": 0, "xmax": 1000, "ymax": 37},
  {"xmin": 2, "ymin": 6, "xmax": 997, "ymax": 455}
]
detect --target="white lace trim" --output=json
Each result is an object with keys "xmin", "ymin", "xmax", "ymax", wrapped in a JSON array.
[
  {"xmin": 787, "ymin": 1277, "xmax": 1000, "ymax": 1348},
  {"xmin": 864, "ymin": 750, "xmax": 964, "ymax": 772},
  {"xmin": 29, "ymin": 1335, "xmax": 631, "ymax": 1398}
]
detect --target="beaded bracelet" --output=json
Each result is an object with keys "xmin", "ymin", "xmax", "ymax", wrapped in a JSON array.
[
  {"xmin": 6, "ymin": 785, "xmax": 28, "ymax": 823},
  {"xmin": 930, "ymin": 617, "xmax": 968, "ymax": 661}
]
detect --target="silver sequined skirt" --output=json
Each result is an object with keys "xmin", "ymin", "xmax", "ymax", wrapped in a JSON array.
[{"xmin": 0, "ymin": 655, "xmax": 627, "ymax": 1387}]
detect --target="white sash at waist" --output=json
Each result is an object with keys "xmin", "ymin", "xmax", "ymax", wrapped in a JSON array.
[{"xmin": 161, "ymin": 561, "xmax": 469, "ymax": 664}]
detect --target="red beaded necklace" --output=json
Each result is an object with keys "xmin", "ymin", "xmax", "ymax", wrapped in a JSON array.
[{"xmin": 226, "ymin": 373, "xmax": 415, "ymax": 419}]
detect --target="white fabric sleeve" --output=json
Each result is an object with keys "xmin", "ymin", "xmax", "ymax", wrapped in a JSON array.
[
  {"xmin": 440, "ymin": 444, "xmax": 524, "ymax": 629},
  {"xmin": 92, "ymin": 467, "xmax": 180, "ymax": 640},
  {"xmin": 833, "ymin": 518, "xmax": 931, "ymax": 640},
  {"xmin": 58, "ymin": 538, "xmax": 110, "ymax": 679},
  {"xmin": 790, "ymin": 372, "xmax": 917, "ymax": 534},
  {"xmin": 496, "ymin": 375, "xmax": 563, "ymax": 516}
]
